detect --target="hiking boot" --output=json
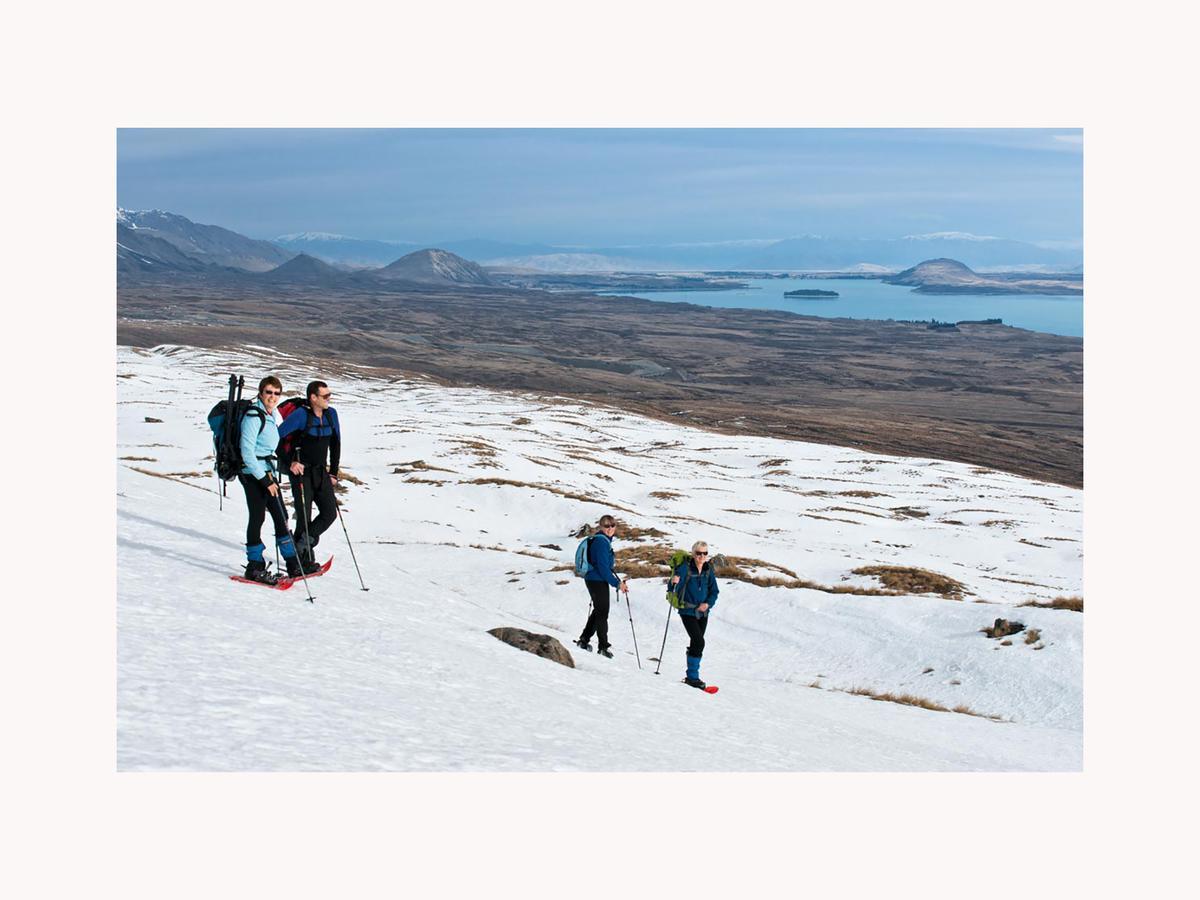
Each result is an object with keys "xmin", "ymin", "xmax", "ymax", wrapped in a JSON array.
[
  {"xmin": 597, "ymin": 645, "xmax": 614, "ymax": 659},
  {"xmin": 684, "ymin": 677, "xmax": 708, "ymax": 690},
  {"xmin": 243, "ymin": 560, "xmax": 279, "ymax": 585},
  {"xmin": 284, "ymin": 555, "xmax": 304, "ymax": 579},
  {"xmin": 574, "ymin": 639, "xmax": 593, "ymax": 652}
]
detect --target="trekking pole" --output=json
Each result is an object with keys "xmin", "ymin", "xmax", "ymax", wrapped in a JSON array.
[
  {"xmin": 654, "ymin": 604, "xmax": 672, "ymax": 675},
  {"xmin": 623, "ymin": 579, "xmax": 641, "ymax": 669},
  {"xmin": 331, "ymin": 480, "xmax": 369, "ymax": 591},
  {"xmin": 270, "ymin": 475, "xmax": 314, "ymax": 603},
  {"xmin": 298, "ymin": 470, "xmax": 314, "ymax": 562}
]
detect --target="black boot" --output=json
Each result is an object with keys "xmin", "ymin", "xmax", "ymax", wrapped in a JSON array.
[
  {"xmin": 684, "ymin": 677, "xmax": 708, "ymax": 689},
  {"xmin": 295, "ymin": 535, "xmax": 321, "ymax": 574},
  {"xmin": 597, "ymin": 645, "xmax": 614, "ymax": 659},
  {"xmin": 285, "ymin": 555, "xmax": 304, "ymax": 579},
  {"xmin": 574, "ymin": 638, "xmax": 593, "ymax": 652},
  {"xmin": 243, "ymin": 559, "xmax": 279, "ymax": 585}
]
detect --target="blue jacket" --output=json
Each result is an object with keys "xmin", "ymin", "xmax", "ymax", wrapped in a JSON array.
[
  {"xmin": 277, "ymin": 405, "xmax": 341, "ymax": 475},
  {"xmin": 239, "ymin": 399, "xmax": 280, "ymax": 481},
  {"xmin": 585, "ymin": 533, "xmax": 622, "ymax": 589},
  {"xmin": 673, "ymin": 560, "xmax": 719, "ymax": 617}
]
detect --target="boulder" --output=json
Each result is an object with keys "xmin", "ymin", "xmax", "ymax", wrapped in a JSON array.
[
  {"xmin": 982, "ymin": 618, "xmax": 1026, "ymax": 639},
  {"xmin": 488, "ymin": 627, "xmax": 575, "ymax": 668}
]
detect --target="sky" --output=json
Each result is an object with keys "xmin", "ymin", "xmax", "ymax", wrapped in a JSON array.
[{"xmin": 117, "ymin": 129, "xmax": 1083, "ymax": 247}]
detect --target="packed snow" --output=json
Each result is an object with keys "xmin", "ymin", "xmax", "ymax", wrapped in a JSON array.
[{"xmin": 117, "ymin": 344, "xmax": 1083, "ymax": 771}]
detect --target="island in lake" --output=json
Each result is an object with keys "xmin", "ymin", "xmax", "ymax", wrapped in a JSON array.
[
  {"xmin": 883, "ymin": 258, "xmax": 1083, "ymax": 296},
  {"xmin": 784, "ymin": 288, "xmax": 839, "ymax": 299}
]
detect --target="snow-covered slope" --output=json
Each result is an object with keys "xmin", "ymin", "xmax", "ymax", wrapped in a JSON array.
[{"xmin": 117, "ymin": 345, "xmax": 1083, "ymax": 771}]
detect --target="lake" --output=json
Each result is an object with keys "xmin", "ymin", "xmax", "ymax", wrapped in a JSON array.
[{"xmin": 605, "ymin": 277, "xmax": 1083, "ymax": 338}]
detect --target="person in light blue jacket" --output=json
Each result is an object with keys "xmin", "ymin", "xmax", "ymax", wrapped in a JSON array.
[{"xmin": 237, "ymin": 375, "xmax": 301, "ymax": 583}]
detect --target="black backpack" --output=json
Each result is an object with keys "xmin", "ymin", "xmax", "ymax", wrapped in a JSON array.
[{"xmin": 207, "ymin": 375, "xmax": 266, "ymax": 481}]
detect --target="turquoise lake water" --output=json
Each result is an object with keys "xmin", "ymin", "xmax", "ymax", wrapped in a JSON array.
[{"xmin": 607, "ymin": 277, "xmax": 1083, "ymax": 338}]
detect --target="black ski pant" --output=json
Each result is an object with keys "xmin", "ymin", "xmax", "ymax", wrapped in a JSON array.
[
  {"xmin": 679, "ymin": 612, "xmax": 709, "ymax": 659},
  {"xmin": 238, "ymin": 473, "xmax": 290, "ymax": 549},
  {"xmin": 580, "ymin": 579, "xmax": 612, "ymax": 648},
  {"xmin": 289, "ymin": 465, "xmax": 337, "ymax": 553}
]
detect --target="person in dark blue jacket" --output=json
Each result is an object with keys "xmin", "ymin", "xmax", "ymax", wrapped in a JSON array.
[
  {"xmin": 575, "ymin": 514, "xmax": 629, "ymax": 658},
  {"xmin": 277, "ymin": 380, "xmax": 341, "ymax": 573},
  {"xmin": 670, "ymin": 540, "xmax": 719, "ymax": 689}
]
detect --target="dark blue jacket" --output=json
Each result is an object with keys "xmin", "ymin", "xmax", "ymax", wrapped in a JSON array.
[
  {"xmin": 585, "ymin": 533, "xmax": 622, "ymax": 589},
  {"xmin": 673, "ymin": 560, "xmax": 719, "ymax": 617},
  {"xmin": 278, "ymin": 405, "xmax": 341, "ymax": 475}
]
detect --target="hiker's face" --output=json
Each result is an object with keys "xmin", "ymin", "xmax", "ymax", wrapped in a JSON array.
[
  {"xmin": 310, "ymin": 388, "xmax": 332, "ymax": 411},
  {"xmin": 260, "ymin": 386, "xmax": 281, "ymax": 412}
]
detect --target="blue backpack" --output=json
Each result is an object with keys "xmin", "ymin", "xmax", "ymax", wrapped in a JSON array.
[
  {"xmin": 206, "ymin": 375, "xmax": 265, "ymax": 482},
  {"xmin": 573, "ymin": 536, "xmax": 594, "ymax": 578}
]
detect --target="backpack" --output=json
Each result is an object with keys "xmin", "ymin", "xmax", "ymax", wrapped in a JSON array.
[
  {"xmin": 275, "ymin": 396, "xmax": 310, "ymax": 464},
  {"xmin": 207, "ymin": 375, "xmax": 266, "ymax": 481},
  {"xmin": 573, "ymin": 536, "xmax": 594, "ymax": 578},
  {"xmin": 665, "ymin": 549, "xmax": 692, "ymax": 609}
]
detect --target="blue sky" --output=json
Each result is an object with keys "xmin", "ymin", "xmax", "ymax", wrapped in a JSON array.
[{"xmin": 117, "ymin": 129, "xmax": 1082, "ymax": 247}]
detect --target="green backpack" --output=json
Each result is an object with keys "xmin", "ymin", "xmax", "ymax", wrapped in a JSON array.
[{"xmin": 665, "ymin": 549, "xmax": 692, "ymax": 609}]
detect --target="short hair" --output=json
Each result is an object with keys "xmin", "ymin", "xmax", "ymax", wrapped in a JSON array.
[
  {"xmin": 258, "ymin": 375, "xmax": 282, "ymax": 395},
  {"xmin": 306, "ymin": 380, "xmax": 328, "ymax": 401},
  {"xmin": 691, "ymin": 540, "xmax": 709, "ymax": 554},
  {"xmin": 598, "ymin": 515, "xmax": 617, "ymax": 528}
]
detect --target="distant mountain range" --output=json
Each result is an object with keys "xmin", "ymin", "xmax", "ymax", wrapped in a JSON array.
[
  {"xmin": 117, "ymin": 209, "xmax": 1083, "ymax": 282},
  {"xmin": 117, "ymin": 209, "xmax": 292, "ymax": 272}
]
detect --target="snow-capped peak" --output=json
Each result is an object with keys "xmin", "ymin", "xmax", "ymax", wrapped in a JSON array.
[{"xmin": 902, "ymin": 231, "xmax": 1001, "ymax": 242}]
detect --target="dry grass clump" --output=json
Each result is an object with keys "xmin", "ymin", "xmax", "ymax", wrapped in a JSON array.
[
  {"xmin": 890, "ymin": 506, "xmax": 930, "ymax": 519},
  {"xmin": 391, "ymin": 459, "xmax": 455, "ymax": 474},
  {"xmin": 842, "ymin": 686, "xmax": 1003, "ymax": 721},
  {"xmin": 758, "ymin": 458, "xmax": 789, "ymax": 468},
  {"xmin": 119, "ymin": 456, "xmax": 157, "ymax": 462},
  {"xmin": 611, "ymin": 518, "xmax": 668, "ymax": 542},
  {"xmin": 1020, "ymin": 595, "xmax": 1083, "ymax": 612},
  {"xmin": 851, "ymin": 565, "xmax": 966, "ymax": 599},
  {"xmin": 512, "ymin": 417, "xmax": 532, "ymax": 425},
  {"xmin": 1024, "ymin": 628, "xmax": 1042, "ymax": 645},
  {"xmin": 650, "ymin": 490, "xmax": 682, "ymax": 501},
  {"xmin": 466, "ymin": 477, "xmax": 635, "ymax": 512},
  {"xmin": 838, "ymin": 490, "xmax": 888, "ymax": 499}
]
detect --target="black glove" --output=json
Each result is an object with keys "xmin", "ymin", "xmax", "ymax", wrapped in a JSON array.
[{"xmin": 258, "ymin": 474, "xmax": 274, "ymax": 490}]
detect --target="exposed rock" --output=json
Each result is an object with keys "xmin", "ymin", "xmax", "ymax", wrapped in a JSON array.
[
  {"xmin": 982, "ymin": 618, "xmax": 1026, "ymax": 639},
  {"xmin": 488, "ymin": 627, "xmax": 575, "ymax": 668}
]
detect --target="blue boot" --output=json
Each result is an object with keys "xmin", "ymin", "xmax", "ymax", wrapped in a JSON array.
[{"xmin": 685, "ymin": 655, "xmax": 706, "ymax": 689}]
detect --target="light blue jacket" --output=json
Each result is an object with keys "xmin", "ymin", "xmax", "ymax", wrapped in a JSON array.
[{"xmin": 239, "ymin": 399, "xmax": 280, "ymax": 481}]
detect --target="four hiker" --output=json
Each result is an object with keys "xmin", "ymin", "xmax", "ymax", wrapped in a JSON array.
[
  {"xmin": 670, "ymin": 540, "xmax": 719, "ymax": 689},
  {"xmin": 225, "ymin": 376, "xmax": 718, "ymax": 686},
  {"xmin": 278, "ymin": 380, "xmax": 341, "ymax": 572},
  {"xmin": 575, "ymin": 514, "xmax": 629, "ymax": 658},
  {"xmin": 237, "ymin": 376, "xmax": 303, "ymax": 584}
]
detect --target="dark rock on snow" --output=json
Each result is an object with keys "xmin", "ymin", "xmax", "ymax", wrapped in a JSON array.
[{"xmin": 488, "ymin": 627, "xmax": 575, "ymax": 668}]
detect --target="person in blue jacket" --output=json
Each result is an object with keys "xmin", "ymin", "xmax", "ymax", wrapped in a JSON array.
[
  {"xmin": 575, "ymin": 514, "xmax": 629, "ymax": 658},
  {"xmin": 238, "ymin": 375, "xmax": 302, "ymax": 583},
  {"xmin": 670, "ymin": 540, "xmax": 719, "ymax": 689},
  {"xmin": 277, "ymin": 379, "xmax": 340, "ymax": 573}
]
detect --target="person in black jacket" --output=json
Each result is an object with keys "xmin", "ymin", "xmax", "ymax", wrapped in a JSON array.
[{"xmin": 277, "ymin": 380, "xmax": 341, "ymax": 572}]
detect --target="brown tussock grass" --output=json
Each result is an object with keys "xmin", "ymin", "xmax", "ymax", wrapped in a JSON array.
[
  {"xmin": 1019, "ymin": 595, "xmax": 1083, "ymax": 612},
  {"xmin": 465, "ymin": 477, "xmax": 636, "ymax": 513},
  {"xmin": 837, "ymin": 490, "xmax": 889, "ymax": 499},
  {"xmin": 650, "ymin": 490, "xmax": 682, "ymax": 501},
  {"xmin": 842, "ymin": 686, "xmax": 1005, "ymax": 721},
  {"xmin": 851, "ymin": 566, "xmax": 967, "ymax": 599},
  {"xmin": 390, "ymin": 459, "xmax": 455, "ymax": 474},
  {"xmin": 119, "ymin": 456, "xmax": 157, "ymax": 462},
  {"xmin": 1024, "ymin": 628, "xmax": 1042, "ymax": 645}
]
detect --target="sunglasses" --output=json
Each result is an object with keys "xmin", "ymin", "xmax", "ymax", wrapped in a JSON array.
[
  {"xmin": 317, "ymin": 392, "xmax": 332, "ymax": 400},
  {"xmin": 694, "ymin": 552, "xmax": 708, "ymax": 557},
  {"xmin": 262, "ymin": 389, "xmax": 281, "ymax": 396}
]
